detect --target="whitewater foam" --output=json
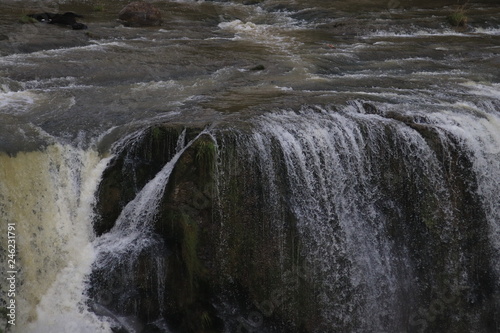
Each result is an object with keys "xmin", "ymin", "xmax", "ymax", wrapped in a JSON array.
[{"xmin": 0, "ymin": 144, "xmax": 113, "ymax": 332}]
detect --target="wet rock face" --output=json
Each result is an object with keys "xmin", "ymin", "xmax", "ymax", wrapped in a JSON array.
[
  {"xmin": 118, "ymin": 2, "xmax": 162, "ymax": 27},
  {"xmin": 94, "ymin": 126, "xmax": 183, "ymax": 236},
  {"xmin": 92, "ymin": 122, "xmax": 499, "ymax": 333},
  {"xmin": 92, "ymin": 126, "xmax": 312, "ymax": 332}
]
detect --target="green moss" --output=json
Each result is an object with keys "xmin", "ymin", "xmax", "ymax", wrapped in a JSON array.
[
  {"xmin": 422, "ymin": 214, "xmax": 435, "ymax": 230},
  {"xmin": 200, "ymin": 311, "xmax": 212, "ymax": 329},
  {"xmin": 19, "ymin": 15, "xmax": 37, "ymax": 24},
  {"xmin": 195, "ymin": 139, "xmax": 216, "ymax": 178},
  {"xmin": 151, "ymin": 126, "xmax": 164, "ymax": 141},
  {"xmin": 420, "ymin": 189, "xmax": 441, "ymax": 231},
  {"xmin": 447, "ymin": 12, "xmax": 467, "ymax": 27},
  {"xmin": 0, "ymin": 305, "xmax": 8, "ymax": 319},
  {"xmin": 447, "ymin": 3, "xmax": 468, "ymax": 28}
]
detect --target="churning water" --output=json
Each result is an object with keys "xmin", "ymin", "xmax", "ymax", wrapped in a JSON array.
[
  {"xmin": 0, "ymin": 141, "xmax": 113, "ymax": 332},
  {"xmin": 0, "ymin": 0, "xmax": 499, "ymax": 332}
]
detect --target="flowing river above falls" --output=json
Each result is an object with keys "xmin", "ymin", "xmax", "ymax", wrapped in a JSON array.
[
  {"xmin": 0, "ymin": 0, "xmax": 499, "ymax": 152},
  {"xmin": 0, "ymin": 0, "xmax": 499, "ymax": 332}
]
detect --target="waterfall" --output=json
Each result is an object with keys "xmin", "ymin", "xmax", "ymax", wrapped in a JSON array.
[
  {"xmin": 93, "ymin": 129, "xmax": 188, "ymax": 268},
  {"xmin": 90, "ymin": 128, "xmax": 209, "ymax": 331},
  {"xmin": 216, "ymin": 103, "xmax": 500, "ymax": 332},
  {"xmin": 0, "ymin": 143, "xmax": 113, "ymax": 333},
  {"xmin": 2, "ymin": 106, "xmax": 497, "ymax": 333},
  {"xmin": 239, "ymin": 108, "xmax": 422, "ymax": 330},
  {"xmin": 429, "ymin": 104, "xmax": 500, "ymax": 276},
  {"xmin": 2, "ymin": 0, "xmax": 500, "ymax": 331}
]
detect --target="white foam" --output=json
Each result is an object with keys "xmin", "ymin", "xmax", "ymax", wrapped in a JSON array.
[
  {"xmin": 217, "ymin": 17, "xmax": 300, "ymax": 51},
  {"xmin": 365, "ymin": 26, "xmax": 500, "ymax": 39},
  {"xmin": 0, "ymin": 144, "xmax": 113, "ymax": 332},
  {"xmin": 0, "ymin": 89, "xmax": 37, "ymax": 114},
  {"xmin": 471, "ymin": 27, "xmax": 500, "ymax": 36},
  {"xmin": 131, "ymin": 80, "xmax": 180, "ymax": 91},
  {"xmin": 218, "ymin": 19, "xmax": 282, "ymax": 42},
  {"xmin": 460, "ymin": 81, "xmax": 500, "ymax": 100}
]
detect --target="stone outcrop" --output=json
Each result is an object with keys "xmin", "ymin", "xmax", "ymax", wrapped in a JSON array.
[
  {"xmin": 91, "ymin": 125, "xmax": 315, "ymax": 332},
  {"xmin": 118, "ymin": 1, "xmax": 162, "ymax": 27}
]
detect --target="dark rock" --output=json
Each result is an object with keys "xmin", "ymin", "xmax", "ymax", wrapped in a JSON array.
[
  {"xmin": 71, "ymin": 23, "xmax": 88, "ymax": 30},
  {"xmin": 250, "ymin": 64, "xmax": 266, "ymax": 71},
  {"xmin": 141, "ymin": 323, "xmax": 164, "ymax": 333},
  {"xmin": 243, "ymin": 0, "xmax": 265, "ymax": 5},
  {"xmin": 118, "ymin": 2, "xmax": 162, "ymax": 27},
  {"xmin": 384, "ymin": 110, "xmax": 414, "ymax": 123},
  {"xmin": 93, "ymin": 126, "xmax": 184, "ymax": 236},
  {"xmin": 28, "ymin": 12, "xmax": 88, "ymax": 30},
  {"xmin": 362, "ymin": 102, "xmax": 380, "ymax": 115}
]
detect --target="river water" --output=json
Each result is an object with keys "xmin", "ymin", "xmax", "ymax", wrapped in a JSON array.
[
  {"xmin": 0, "ymin": 0, "xmax": 499, "ymax": 152},
  {"xmin": 0, "ymin": 0, "xmax": 499, "ymax": 332}
]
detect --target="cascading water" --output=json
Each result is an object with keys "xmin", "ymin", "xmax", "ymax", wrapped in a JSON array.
[
  {"xmin": 0, "ymin": 142, "xmax": 113, "ymax": 333},
  {"xmin": 89, "ymin": 128, "xmax": 211, "ymax": 332},
  {"xmin": 212, "ymin": 101, "xmax": 500, "ymax": 332},
  {"xmin": 2, "ymin": 103, "xmax": 498, "ymax": 332},
  {"xmin": 249, "ymin": 109, "xmax": 417, "ymax": 330},
  {"xmin": 93, "ymin": 129, "xmax": 188, "ymax": 268}
]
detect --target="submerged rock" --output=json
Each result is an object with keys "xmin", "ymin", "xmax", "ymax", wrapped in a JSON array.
[
  {"xmin": 118, "ymin": 2, "xmax": 162, "ymax": 27},
  {"xmin": 250, "ymin": 64, "xmax": 266, "ymax": 71},
  {"xmin": 28, "ymin": 12, "xmax": 88, "ymax": 30}
]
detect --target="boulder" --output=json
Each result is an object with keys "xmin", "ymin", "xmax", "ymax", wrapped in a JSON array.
[{"xmin": 118, "ymin": 2, "xmax": 162, "ymax": 27}]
